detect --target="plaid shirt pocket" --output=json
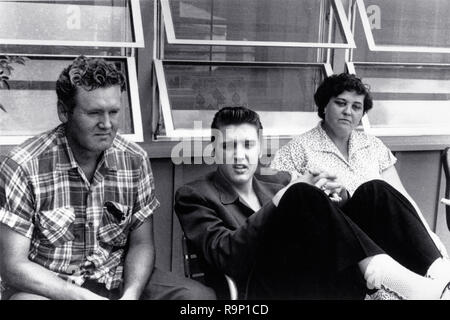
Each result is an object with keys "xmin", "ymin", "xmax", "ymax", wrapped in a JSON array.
[
  {"xmin": 36, "ymin": 207, "xmax": 75, "ymax": 246},
  {"xmin": 98, "ymin": 201, "xmax": 133, "ymax": 247}
]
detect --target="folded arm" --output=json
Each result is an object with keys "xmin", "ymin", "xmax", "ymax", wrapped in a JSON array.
[{"xmin": 0, "ymin": 224, "xmax": 105, "ymax": 300}]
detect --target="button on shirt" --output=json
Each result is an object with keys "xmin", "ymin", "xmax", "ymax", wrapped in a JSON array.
[
  {"xmin": 0, "ymin": 124, "xmax": 160, "ymax": 290},
  {"xmin": 270, "ymin": 122, "xmax": 397, "ymax": 195}
]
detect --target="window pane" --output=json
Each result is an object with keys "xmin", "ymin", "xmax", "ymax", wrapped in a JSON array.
[
  {"xmin": 353, "ymin": 0, "xmax": 450, "ymax": 62},
  {"xmin": 355, "ymin": 64, "xmax": 450, "ymax": 133},
  {"xmin": 162, "ymin": 62, "xmax": 325, "ymax": 133},
  {"xmin": 0, "ymin": 0, "xmax": 134, "ymax": 44},
  {"xmin": 164, "ymin": 0, "xmax": 350, "ymax": 48},
  {"xmin": 0, "ymin": 56, "xmax": 133, "ymax": 137},
  {"xmin": 361, "ymin": 0, "xmax": 450, "ymax": 47}
]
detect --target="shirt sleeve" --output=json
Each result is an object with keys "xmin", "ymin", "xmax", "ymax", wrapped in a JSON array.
[
  {"xmin": 270, "ymin": 141, "xmax": 307, "ymax": 175},
  {"xmin": 0, "ymin": 157, "xmax": 36, "ymax": 239},
  {"xmin": 371, "ymin": 136, "xmax": 397, "ymax": 173},
  {"xmin": 130, "ymin": 157, "xmax": 160, "ymax": 230}
]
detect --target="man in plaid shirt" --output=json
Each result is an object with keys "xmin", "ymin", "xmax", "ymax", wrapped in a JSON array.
[{"xmin": 0, "ymin": 56, "xmax": 215, "ymax": 300}]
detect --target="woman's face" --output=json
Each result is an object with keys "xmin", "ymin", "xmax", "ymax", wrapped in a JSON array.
[{"xmin": 323, "ymin": 90, "xmax": 365, "ymax": 138}]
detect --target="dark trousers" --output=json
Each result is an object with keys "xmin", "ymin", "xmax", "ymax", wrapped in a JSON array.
[
  {"xmin": 83, "ymin": 267, "xmax": 216, "ymax": 300},
  {"xmin": 246, "ymin": 179, "xmax": 442, "ymax": 300}
]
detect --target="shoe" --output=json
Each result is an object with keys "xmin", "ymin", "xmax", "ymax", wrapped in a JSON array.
[{"xmin": 365, "ymin": 287, "xmax": 403, "ymax": 300}]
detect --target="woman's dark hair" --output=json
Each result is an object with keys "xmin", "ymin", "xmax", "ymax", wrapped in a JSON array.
[
  {"xmin": 211, "ymin": 106, "xmax": 263, "ymax": 141},
  {"xmin": 314, "ymin": 73, "xmax": 373, "ymax": 119},
  {"xmin": 56, "ymin": 55, "xmax": 126, "ymax": 112}
]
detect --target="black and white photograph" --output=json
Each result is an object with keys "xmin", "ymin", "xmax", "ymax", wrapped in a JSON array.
[{"xmin": 1, "ymin": 0, "xmax": 450, "ymax": 316}]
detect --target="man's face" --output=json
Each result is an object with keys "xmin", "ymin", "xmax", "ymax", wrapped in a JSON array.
[
  {"xmin": 214, "ymin": 123, "xmax": 262, "ymax": 187},
  {"xmin": 64, "ymin": 85, "xmax": 122, "ymax": 156}
]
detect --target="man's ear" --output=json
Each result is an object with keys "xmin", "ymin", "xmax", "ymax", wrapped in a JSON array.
[{"xmin": 57, "ymin": 101, "xmax": 69, "ymax": 123}]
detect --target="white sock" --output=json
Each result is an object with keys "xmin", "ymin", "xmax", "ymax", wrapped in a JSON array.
[
  {"xmin": 362, "ymin": 254, "xmax": 447, "ymax": 300},
  {"xmin": 426, "ymin": 258, "xmax": 450, "ymax": 281}
]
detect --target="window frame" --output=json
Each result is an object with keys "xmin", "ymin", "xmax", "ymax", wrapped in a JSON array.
[
  {"xmin": 0, "ymin": 55, "xmax": 143, "ymax": 145},
  {"xmin": 347, "ymin": 61, "xmax": 450, "ymax": 137},
  {"xmin": 353, "ymin": 0, "xmax": 450, "ymax": 54},
  {"xmin": 0, "ymin": 0, "xmax": 144, "ymax": 49},
  {"xmin": 154, "ymin": 59, "xmax": 333, "ymax": 140},
  {"xmin": 160, "ymin": 0, "xmax": 355, "ymax": 49}
]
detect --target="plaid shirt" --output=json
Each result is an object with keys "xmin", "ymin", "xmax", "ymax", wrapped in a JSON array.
[{"xmin": 0, "ymin": 124, "xmax": 160, "ymax": 290}]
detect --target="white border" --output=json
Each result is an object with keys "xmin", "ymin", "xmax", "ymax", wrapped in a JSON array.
[
  {"xmin": 153, "ymin": 59, "xmax": 175, "ymax": 137},
  {"xmin": 125, "ymin": 56, "xmax": 144, "ymax": 142}
]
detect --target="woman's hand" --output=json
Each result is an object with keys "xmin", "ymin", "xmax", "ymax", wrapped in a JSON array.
[
  {"xmin": 308, "ymin": 168, "xmax": 348, "ymax": 204},
  {"xmin": 273, "ymin": 169, "xmax": 348, "ymax": 207}
]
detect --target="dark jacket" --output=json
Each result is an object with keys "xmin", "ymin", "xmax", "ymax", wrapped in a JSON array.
[{"xmin": 174, "ymin": 168, "xmax": 290, "ymax": 295}]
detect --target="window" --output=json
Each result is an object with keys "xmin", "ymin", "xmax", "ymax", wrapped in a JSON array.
[
  {"xmin": 0, "ymin": 0, "xmax": 143, "ymax": 48},
  {"xmin": 154, "ymin": 0, "xmax": 354, "ymax": 139},
  {"xmin": 155, "ymin": 60, "xmax": 331, "ymax": 138},
  {"xmin": 348, "ymin": 0, "xmax": 450, "ymax": 139},
  {"xmin": 348, "ymin": 62, "xmax": 450, "ymax": 136},
  {"xmin": 354, "ymin": 0, "xmax": 450, "ymax": 54},
  {"xmin": 0, "ymin": 0, "xmax": 144, "ymax": 145},
  {"xmin": 0, "ymin": 56, "xmax": 142, "ymax": 145},
  {"xmin": 161, "ymin": 0, "xmax": 354, "ymax": 49}
]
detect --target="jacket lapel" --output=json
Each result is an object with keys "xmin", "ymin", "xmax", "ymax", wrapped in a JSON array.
[
  {"xmin": 213, "ymin": 169, "xmax": 240, "ymax": 205},
  {"xmin": 213, "ymin": 169, "xmax": 278, "ymax": 210}
]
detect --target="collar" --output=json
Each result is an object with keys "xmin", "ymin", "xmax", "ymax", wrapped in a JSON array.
[
  {"xmin": 55, "ymin": 124, "xmax": 118, "ymax": 172},
  {"xmin": 55, "ymin": 125, "xmax": 78, "ymax": 171},
  {"xmin": 213, "ymin": 169, "xmax": 275, "ymax": 206},
  {"xmin": 312, "ymin": 122, "xmax": 370, "ymax": 160},
  {"xmin": 103, "ymin": 147, "xmax": 118, "ymax": 172}
]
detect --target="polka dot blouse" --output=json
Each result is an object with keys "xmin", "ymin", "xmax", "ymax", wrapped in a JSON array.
[{"xmin": 270, "ymin": 122, "xmax": 397, "ymax": 195}]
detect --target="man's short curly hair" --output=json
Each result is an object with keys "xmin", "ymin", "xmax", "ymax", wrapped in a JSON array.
[
  {"xmin": 56, "ymin": 55, "xmax": 126, "ymax": 111},
  {"xmin": 314, "ymin": 73, "xmax": 373, "ymax": 120}
]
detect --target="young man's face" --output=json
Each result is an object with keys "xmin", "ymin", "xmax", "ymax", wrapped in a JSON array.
[
  {"xmin": 214, "ymin": 123, "xmax": 262, "ymax": 187},
  {"xmin": 63, "ymin": 85, "xmax": 122, "ymax": 156}
]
